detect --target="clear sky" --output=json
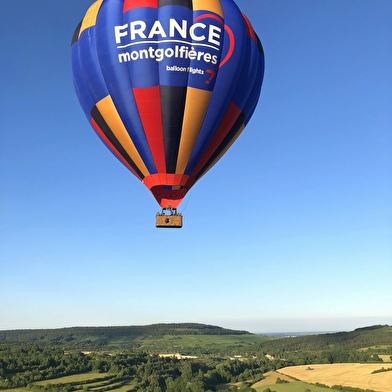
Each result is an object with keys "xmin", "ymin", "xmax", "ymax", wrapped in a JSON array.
[{"xmin": 1, "ymin": 0, "xmax": 391, "ymax": 334}]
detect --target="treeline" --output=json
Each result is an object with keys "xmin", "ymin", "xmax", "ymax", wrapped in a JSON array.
[
  {"xmin": 0, "ymin": 323, "xmax": 250, "ymax": 344},
  {"xmin": 0, "ymin": 345, "xmax": 91, "ymax": 388},
  {"xmin": 331, "ymin": 386, "xmax": 378, "ymax": 392},
  {"xmin": 266, "ymin": 347, "xmax": 384, "ymax": 365}
]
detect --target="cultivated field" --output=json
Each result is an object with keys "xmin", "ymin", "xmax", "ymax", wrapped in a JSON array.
[
  {"xmin": 218, "ymin": 371, "xmax": 335, "ymax": 392},
  {"xmin": 277, "ymin": 363, "xmax": 392, "ymax": 392},
  {"xmin": 252, "ymin": 370, "xmax": 293, "ymax": 387},
  {"xmin": 33, "ymin": 372, "xmax": 108, "ymax": 385},
  {"xmin": 2, "ymin": 372, "xmax": 136, "ymax": 392},
  {"xmin": 113, "ymin": 333, "xmax": 270, "ymax": 354},
  {"xmin": 379, "ymin": 355, "xmax": 392, "ymax": 362},
  {"xmin": 253, "ymin": 381, "xmax": 337, "ymax": 392}
]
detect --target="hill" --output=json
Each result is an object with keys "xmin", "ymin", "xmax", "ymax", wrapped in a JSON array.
[
  {"xmin": 259, "ymin": 324, "xmax": 392, "ymax": 352},
  {"xmin": 0, "ymin": 323, "xmax": 250, "ymax": 345}
]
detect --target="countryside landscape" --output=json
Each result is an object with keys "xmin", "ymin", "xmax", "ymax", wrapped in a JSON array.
[{"xmin": 0, "ymin": 324, "xmax": 391, "ymax": 392}]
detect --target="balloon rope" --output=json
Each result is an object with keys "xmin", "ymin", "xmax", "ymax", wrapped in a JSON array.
[{"xmin": 180, "ymin": 189, "xmax": 192, "ymax": 213}]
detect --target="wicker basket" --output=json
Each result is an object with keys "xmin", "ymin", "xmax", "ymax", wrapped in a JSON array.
[{"xmin": 156, "ymin": 214, "xmax": 183, "ymax": 228}]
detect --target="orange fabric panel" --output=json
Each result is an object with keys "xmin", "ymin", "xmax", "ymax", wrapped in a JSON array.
[
  {"xmin": 192, "ymin": 0, "xmax": 224, "ymax": 18},
  {"xmin": 143, "ymin": 173, "xmax": 190, "ymax": 190},
  {"xmin": 78, "ymin": 0, "xmax": 103, "ymax": 38},
  {"xmin": 176, "ymin": 88, "xmax": 212, "ymax": 174},
  {"xmin": 96, "ymin": 96, "xmax": 150, "ymax": 177}
]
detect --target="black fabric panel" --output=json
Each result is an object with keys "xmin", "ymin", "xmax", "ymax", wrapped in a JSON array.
[
  {"xmin": 160, "ymin": 85, "xmax": 187, "ymax": 173},
  {"xmin": 194, "ymin": 112, "xmax": 246, "ymax": 181},
  {"xmin": 158, "ymin": 0, "xmax": 192, "ymax": 8},
  {"xmin": 256, "ymin": 34, "xmax": 264, "ymax": 55},
  {"xmin": 71, "ymin": 21, "xmax": 83, "ymax": 46},
  {"xmin": 90, "ymin": 106, "xmax": 145, "ymax": 180}
]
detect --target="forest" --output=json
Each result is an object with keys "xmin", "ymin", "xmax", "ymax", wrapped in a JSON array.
[{"xmin": 0, "ymin": 324, "xmax": 391, "ymax": 392}]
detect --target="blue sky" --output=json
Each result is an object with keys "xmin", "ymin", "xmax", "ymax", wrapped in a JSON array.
[{"xmin": 1, "ymin": 0, "xmax": 391, "ymax": 333}]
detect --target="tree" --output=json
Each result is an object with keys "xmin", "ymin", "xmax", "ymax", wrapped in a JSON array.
[
  {"xmin": 239, "ymin": 382, "xmax": 256, "ymax": 392},
  {"xmin": 180, "ymin": 361, "xmax": 192, "ymax": 383}
]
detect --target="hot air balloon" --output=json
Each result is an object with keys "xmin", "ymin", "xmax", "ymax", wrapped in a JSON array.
[{"xmin": 71, "ymin": 0, "xmax": 264, "ymax": 227}]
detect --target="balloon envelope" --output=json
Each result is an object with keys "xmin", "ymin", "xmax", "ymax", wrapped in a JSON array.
[{"xmin": 71, "ymin": 0, "xmax": 264, "ymax": 208}]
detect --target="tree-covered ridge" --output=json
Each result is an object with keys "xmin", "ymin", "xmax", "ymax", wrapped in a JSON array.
[
  {"xmin": 259, "ymin": 325, "xmax": 392, "ymax": 353},
  {"xmin": 0, "ymin": 324, "xmax": 250, "ymax": 344}
]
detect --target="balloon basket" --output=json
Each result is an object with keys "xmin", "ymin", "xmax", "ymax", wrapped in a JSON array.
[{"xmin": 156, "ymin": 207, "xmax": 183, "ymax": 228}]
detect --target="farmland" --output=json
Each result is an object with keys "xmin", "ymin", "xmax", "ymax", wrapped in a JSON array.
[
  {"xmin": 277, "ymin": 363, "xmax": 392, "ymax": 392},
  {"xmin": 0, "ymin": 372, "xmax": 136, "ymax": 392},
  {"xmin": 246, "ymin": 371, "xmax": 332, "ymax": 392},
  {"xmin": 4, "ymin": 366, "xmax": 391, "ymax": 392},
  {"xmin": 123, "ymin": 333, "xmax": 269, "ymax": 355}
]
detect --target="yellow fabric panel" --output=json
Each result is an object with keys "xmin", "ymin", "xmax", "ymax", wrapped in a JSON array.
[
  {"xmin": 176, "ymin": 88, "xmax": 212, "ymax": 174},
  {"xmin": 96, "ymin": 96, "xmax": 150, "ymax": 177},
  {"xmin": 192, "ymin": 0, "xmax": 224, "ymax": 18},
  {"xmin": 79, "ymin": 0, "xmax": 103, "ymax": 38},
  {"xmin": 200, "ymin": 123, "xmax": 245, "ymax": 180}
]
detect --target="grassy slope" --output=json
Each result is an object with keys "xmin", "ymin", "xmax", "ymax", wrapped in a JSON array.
[
  {"xmin": 123, "ymin": 333, "xmax": 270, "ymax": 354},
  {"xmin": 2, "ymin": 373, "xmax": 137, "ymax": 392},
  {"xmin": 32, "ymin": 372, "xmax": 110, "ymax": 385},
  {"xmin": 253, "ymin": 381, "xmax": 332, "ymax": 392},
  {"xmin": 218, "ymin": 372, "xmax": 332, "ymax": 392}
]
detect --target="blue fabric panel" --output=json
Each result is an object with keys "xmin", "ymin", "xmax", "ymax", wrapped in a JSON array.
[
  {"xmin": 184, "ymin": 0, "xmax": 247, "ymax": 174},
  {"xmin": 121, "ymin": 6, "xmax": 160, "ymax": 88},
  {"xmin": 78, "ymin": 27, "xmax": 110, "ymax": 104},
  {"xmin": 243, "ymin": 37, "xmax": 265, "ymax": 123},
  {"xmin": 185, "ymin": 9, "xmax": 223, "ymax": 91},
  {"xmin": 157, "ymin": 5, "xmax": 193, "ymax": 87},
  {"xmin": 230, "ymin": 31, "xmax": 258, "ymax": 111},
  {"xmin": 71, "ymin": 41, "xmax": 96, "ymax": 121},
  {"xmin": 95, "ymin": 0, "xmax": 157, "ymax": 174}
]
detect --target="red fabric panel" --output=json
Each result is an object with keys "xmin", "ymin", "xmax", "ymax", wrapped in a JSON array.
[
  {"xmin": 123, "ymin": 0, "xmax": 158, "ymax": 12},
  {"xmin": 194, "ymin": 13, "xmax": 223, "ymax": 25},
  {"xmin": 143, "ymin": 173, "xmax": 190, "ymax": 189},
  {"xmin": 242, "ymin": 13, "xmax": 257, "ymax": 41},
  {"xmin": 220, "ymin": 25, "xmax": 235, "ymax": 68},
  {"xmin": 190, "ymin": 101, "xmax": 241, "ymax": 178},
  {"xmin": 133, "ymin": 86, "xmax": 166, "ymax": 173},
  {"xmin": 144, "ymin": 174, "xmax": 191, "ymax": 208}
]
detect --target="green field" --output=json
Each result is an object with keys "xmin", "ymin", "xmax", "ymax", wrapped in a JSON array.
[
  {"xmin": 32, "ymin": 372, "xmax": 110, "ymax": 385},
  {"xmin": 1, "ymin": 389, "xmax": 29, "ymax": 392},
  {"xmin": 250, "ymin": 371, "xmax": 331, "ymax": 392},
  {"xmin": 2, "ymin": 372, "xmax": 136, "ymax": 392},
  {"xmin": 109, "ymin": 333, "xmax": 271, "ymax": 354},
  {"xmin": 253, "ymin": 381, "xmax": 331, "ymax": 392},
  {"xmin": 217, "ymin": 370, "xmax": 333, "ymax": 392}
]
